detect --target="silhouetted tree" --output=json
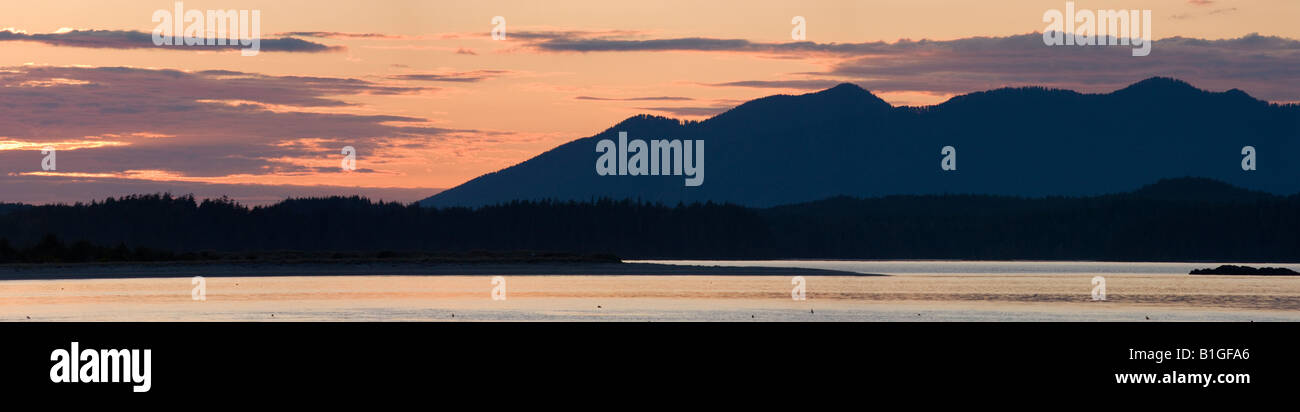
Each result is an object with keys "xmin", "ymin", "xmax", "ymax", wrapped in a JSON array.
[{"xmin": 0, "ymin": 178, "xmax": 1297, "ymax": 263}]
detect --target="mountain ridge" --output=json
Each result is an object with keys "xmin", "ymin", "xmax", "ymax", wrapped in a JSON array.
[{"xmin": 422, "ymin": 77, "xmax": 1300, "ymax": 208}]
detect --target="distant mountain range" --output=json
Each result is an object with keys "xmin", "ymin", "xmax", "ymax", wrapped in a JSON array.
[{"xmin": 421, "ymin": 78, "xmax": 1300, "ymax": 208}]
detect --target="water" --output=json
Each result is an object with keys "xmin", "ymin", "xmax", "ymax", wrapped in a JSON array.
[
  {"xmin": 2, "ymin": 261, "xmax": 1298, "ymax": 321},
  {"xmin": 630, "ymin": 260, "xmax": 1300, "ymax": 276}
]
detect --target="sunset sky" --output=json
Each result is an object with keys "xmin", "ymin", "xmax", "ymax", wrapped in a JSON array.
[{"xmin": 2, "ymin": 0, "xmax": 1298, "ymax": 205}]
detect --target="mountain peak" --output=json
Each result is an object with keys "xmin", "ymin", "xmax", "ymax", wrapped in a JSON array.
[
  {"xmin": 804, "ymin": 82, "xmax": 892, "ymax": 109},
  {"xmin": 700, "ymin": 82, "xmax": 890, "ymax": 126},
  {"xmin": 1111, "ymin": 77, "xmax": 1265, "ymax": 104},
  {"xmin": 1116, "ymin": 77, "xmax": 1201, "ymax": 95},
  {"xmin": 817, "ymin": 82, "xmax": 869, "ymax": 95},
  {"xmin": 1130, "ymin": 177, "xmax": 1273, "ymax": 203},
  {"xmin": 609, "ymin": 114, "xmax": 684, "ymax": 130}
]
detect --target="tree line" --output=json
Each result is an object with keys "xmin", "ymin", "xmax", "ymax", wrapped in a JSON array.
[{"xmin": 1, "ymin": 178, "xmax": 1297, "ymax": 262}]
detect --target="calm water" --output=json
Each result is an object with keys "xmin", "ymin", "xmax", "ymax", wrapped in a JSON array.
[
  {"xmin": 630, "ymin": 260, "xmax": 1300, "ymax": 276},
  {"xmin": 2, "ymin": 261, "xmax": 1299, "ymax": 321}
]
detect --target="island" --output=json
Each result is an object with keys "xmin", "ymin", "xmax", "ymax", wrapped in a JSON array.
[{"xmin": 1190, "ymin": 265, "xmax": 1299, "ymax": 276}]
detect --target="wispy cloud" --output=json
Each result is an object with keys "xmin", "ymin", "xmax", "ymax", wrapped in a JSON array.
[
  {"xmin": 0, "ymin": 65, "xmax": 470, "ymax": 180},
  {"xmin": 511, "ymin": 30, "xmax": 876, "ymax": 56},
  {"xmin": 0, "ymin": 29, "xmax": 342, "ymax": 53},
  {"xmin": 703, "ymin": 79, "xmax": 846, "ymax": 90},
  {"xmin": 388, "ymin": 70, "xmax": 512, "ymax": 82},
  {"xmin": 634, "ymin": 104, "xmax": 733, "ymax": 117},
  {"xmin": 527, "ymin": 30, "xmax": 1300, "ymax": 102},
  {"xmin": 1172, "ymin": 4, "xmax": 1239, "ymax": 20},
  {"xmin": 822, "ymin": 33, "xmax": 1300, "ymax": 102},
  {"xmin": 273, "ymin": 31, "xmax": 402, "ymax": 39},
  {"xmin": 575, "ymin": 95, "xmax": 694, "ymax": 101}
]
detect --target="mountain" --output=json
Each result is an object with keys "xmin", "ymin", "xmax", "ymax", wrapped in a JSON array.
[
  {"xmin": 421, "ymin": 78, "xmax": 1300, "ymax": 208},
  {"xmin": 1127, "ymin": 177, "xmax": 1276, "ymax": 203}
]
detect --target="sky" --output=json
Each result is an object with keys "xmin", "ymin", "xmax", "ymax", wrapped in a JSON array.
[{"xmin": 2, "ymin": 0, "xmax": 1298, "ymax": 205}]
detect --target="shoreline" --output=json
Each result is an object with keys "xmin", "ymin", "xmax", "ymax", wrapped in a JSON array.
[{"xmin": 0, "ymin": 261, "xmax": 872, "ymax": 281}]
